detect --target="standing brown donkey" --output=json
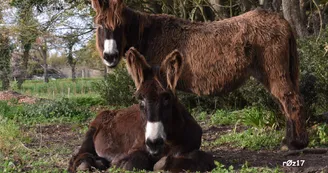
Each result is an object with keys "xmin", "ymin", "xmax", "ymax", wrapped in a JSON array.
[
  {"xmin": 68, "ymin": 48, "xmax": 215, "ymax": 172},
  {"xmin": 92, "ymin": 0, "xmax": 308, "ymax": 150}
]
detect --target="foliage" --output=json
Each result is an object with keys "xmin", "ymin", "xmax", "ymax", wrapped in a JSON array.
[
  {"xmin": 309, "ymin": 123, "xmax": 328, "ymax": 147},
  {"xmin": 0, "ymin": 99, "xmax": 94, "ymax": 124},
  {"xmin": 48, "ymin": 53, "xmax": 67, "ymax": 68},
  {"xmin": 241, "ymin": 107, "xmax": 283, "ymax": 129},
  {"xmin": 0, "ymin": 14, "xmax": 11, "ymax": 91},
  {"xmin": 211, "ymin": 161, "xmax": 282, "ymax": 173},
  {"xmin": 11, "ymin": 78, "xmax": 101, "ymax": 99},
  {"xmin": 75, "ymin": 35, "xmax": 104, "ymax": 70},
  {"xmin": 298, "ymin": 27, "xmax": 328, "ymax": 114},
  {"xmin": 195, "ymin": 107, "xmax": 283, "ymax": 129},
  {"xmin": 94, "ymin": 64, "xmax": 136, "ymax": 107},
  {"xmin": 18, "ymin": 99, "xmax": 93, "ymax": 123},
  {"xmin": 210, "ymin": 109, "xmax": 240, "ymax": 125},
  {"xmin": 0, "ymin": 116, "xmax": 22, "ymax": 154},
  {"xmin": 212, "ymin": 128, "xmax": 284, "ymax": 150}
]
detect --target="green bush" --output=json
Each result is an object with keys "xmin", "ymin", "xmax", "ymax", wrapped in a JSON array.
[
  {"xmin": 309, "ymin": 123, "xmax": 328, "ymax": 147},
  {"xmin": 298, "ymin": 28, "xmax": 328, "ymax": 114},
  {"xmin": 17, "ymin": 99, "xmax": 93, "ymax": 123},
  {"xmin": 241, "ymin": 107, "xmax": 284, "ymax": 129},
  {"xmin": 94, "ymin": 64, "xmax": 136, "ymax": 107},
  {"xmin": 0, "ymin": 99, "xmax": 94, "ymax": 124}
]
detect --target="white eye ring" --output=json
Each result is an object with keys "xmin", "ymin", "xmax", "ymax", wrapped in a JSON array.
[{"xmin": 140, "ymin": 100, "xmax": 145, "ymax": 107}]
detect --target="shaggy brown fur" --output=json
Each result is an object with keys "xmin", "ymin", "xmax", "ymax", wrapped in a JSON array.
[
  {"xmin": 68, "ymin": 48, "xmax": 214, "ymax": 173},
  {"xmin": 93, "ymin": 0, "xmax": 308, "ymax": 150}
]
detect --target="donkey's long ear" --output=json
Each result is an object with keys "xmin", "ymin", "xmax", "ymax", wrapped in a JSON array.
[
  {"xmin": 161, "ymin": 50, "xmax": 184, "ymax": 93},
  {"xmin": 125, "ymin": 47, "xmax": 151, "ymax": 89}
]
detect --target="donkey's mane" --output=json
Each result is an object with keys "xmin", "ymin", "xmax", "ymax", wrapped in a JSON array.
[{"xmin": 93, "ymin": 0, "xmax": 124, "ymax": 30}]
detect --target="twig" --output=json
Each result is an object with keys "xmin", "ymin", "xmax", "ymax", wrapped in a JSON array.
[{"xmin": 312, "ymin": 0, "xmax": 323, "ymax": 42}]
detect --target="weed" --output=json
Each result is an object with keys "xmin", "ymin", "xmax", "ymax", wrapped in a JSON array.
[{"xmin": 213, "ymin": 128, "xmax": 283, "ymax": 150}]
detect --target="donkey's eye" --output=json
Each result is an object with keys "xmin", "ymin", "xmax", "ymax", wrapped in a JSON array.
[
  {"xmin": 139, "ymin": 100, "xmax": 145, "ymax": 109},
  {"xmin": 162, "ymin": 94, "xmax": 171, "ymax": 106}
]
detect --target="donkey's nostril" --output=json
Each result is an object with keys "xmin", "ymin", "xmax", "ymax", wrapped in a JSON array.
[
  {"xmin": 103, "ymin": 52, "xmax": 119, "ymax": 67},
  {"xmin": 103, "ymin": 52, "xmax": 118, "ymax": 62},
  {"xmin": 146, "ymin": 138, "xmax": 164, "ymax": 149}
]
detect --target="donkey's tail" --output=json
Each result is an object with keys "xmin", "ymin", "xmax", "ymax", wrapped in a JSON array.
[{"xmin": 289, "ymin": 32, "xmax": 300, "ymax": 92}]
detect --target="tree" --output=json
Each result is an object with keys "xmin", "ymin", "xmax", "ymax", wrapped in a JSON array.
[
  {"xmin": 35, "ymin": 37, "xmax": 49, "ymax": 83},
  {"xmin": 63, "ymin": 32, "xmax": 80, "ymax": 82},
  {"xmin": 11, "ymin": 1, "xmax": 39, "ymax": 89},
  {"xmin": 282, "ymin": 0, "xmax": 308, "ymax": 37},
  {"xmin": 0, "ymin": 9, "xmax": 11, "ymax": 90}
]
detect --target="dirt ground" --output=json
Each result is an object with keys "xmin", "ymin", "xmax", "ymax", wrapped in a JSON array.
[
  {"xmin": 0, "ymin": 91, "xmax": 45, "ymax": 104},
  {"xmin": 201, "ymin": 125, "xmax": 328, "ymax": 173},
  {"xmin": 22, "ymin": 123, "xmax": 328, "ymax": 173}
]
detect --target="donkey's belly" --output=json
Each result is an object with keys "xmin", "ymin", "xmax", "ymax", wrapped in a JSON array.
[
  {"xmin": 178, "ymin": 73, "xmax": 250, "ymax": 96},
  {"xmin": 94, "ymin": 126, "xmax": 145, "ymax": 161},
  {"xmin": 94, "ymin": 130, "xmax": 129, "ymax": 161}
]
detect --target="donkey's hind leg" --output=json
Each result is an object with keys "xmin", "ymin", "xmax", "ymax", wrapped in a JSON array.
[
  {"xmin": 154, "ymin": 150, "xmax": 215, "ymax": 172},
  {"xmin": 113, "ymin": 150, "xmax": 155, "ymax": 171},
  {"xmin": 68, "ymin": 127, "xmax": 109, "ymax": 173}
]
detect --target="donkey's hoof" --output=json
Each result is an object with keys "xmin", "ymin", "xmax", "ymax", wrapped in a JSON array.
[
  {"xmin": 95, "ymin": 158, "xmax": 110, "ymax": 170},
  {"xmin": 153, "ymin": 156, "xmax": 167, "ymax": 171},
  {"xmin": 77, "ymin": 161, "xmax": 91, "ymax": 171},
  {"xmin": 283, "ymin": 136, "xmax": 309, "ymax": 150}
]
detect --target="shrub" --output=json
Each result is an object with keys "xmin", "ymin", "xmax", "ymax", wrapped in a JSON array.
[
  {"xmin": 309, "ymin": 123, "xmax": 328, "ymax": 147},
  {"xmin": 298, "ymin": 28, "xmax": 328, "ymax": 114},
  {"xmin": 16, "ymin": 99, "xmax": 94, "ymax": 124},
  {"xmin": 241, "ymin": 107, "xmax": 284, "ymax": 129},
  {"xmin": 94, "ymin": 64, "xmax": 136, "ymax": 107}
]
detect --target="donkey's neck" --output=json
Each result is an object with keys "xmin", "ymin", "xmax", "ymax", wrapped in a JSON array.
[{"xmin": 122, "ymin": 7, "xmax": 151, "ymax": 53}]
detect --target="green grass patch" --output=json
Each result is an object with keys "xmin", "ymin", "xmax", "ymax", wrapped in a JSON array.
[
  {"xmin": 309, "ymin": 123, "xmax": 328, "ymax": 147},
  {"xmin": 211, "ymin": 128, "xmax": 284, "ymax": 150},
  {"xmin": 11, "ymin": 78, "xmax": 101, "ymax": 99},
  {"xmin": 0, "ymin": 117, "xmax": 25, "ymax": 154},
  {"xmin": 210, "ymin": 109, "xmax": 240, "ymax": 125},
  {"xmin": 195, "ymin": 107, "xmax": 284, "ymax": 129},
  {"xmin": 212, "ymin": 161, "xmax": 282, "ymax": 173},
  {"xmin": 0, "ymin": 99, "xmax": 95, "ymax": 125}
]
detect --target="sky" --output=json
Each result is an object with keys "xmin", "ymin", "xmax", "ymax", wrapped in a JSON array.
[{"xmin": 1, "ymin": 2, "xmax": 94, "ymax": 57}]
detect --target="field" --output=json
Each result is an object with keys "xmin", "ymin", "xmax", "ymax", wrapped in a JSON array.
[{"xmin": 0, "ymin": 78, "xmax": 328, "ymax": 173}]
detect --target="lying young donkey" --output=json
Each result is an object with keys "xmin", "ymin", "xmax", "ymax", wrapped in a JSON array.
[{"xmin": 68, "ymin": 48, "xmax": 215, "ymax": 172}]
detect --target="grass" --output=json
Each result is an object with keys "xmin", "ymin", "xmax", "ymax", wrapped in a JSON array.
[
  {"xmin": 194, "ymin": 106, "xmax": 284, "ymax": 129},
  {"xmin": 10, "ymin": 78, "xmax": 102, "ymax": 99},
  {"xmin": 0, "ymin": 99, "xmax": 96, "ymax": 125},
  {"xmin": 212, "ymin": 162, "xmax": 282, "ymax": 173},
  {"xmin": 205, "ymin": 128, "xmax": 284, "ymax": 150},
  {"xmin": 0, "ymin": 77, "xmax": 327, "ymax": 172}
]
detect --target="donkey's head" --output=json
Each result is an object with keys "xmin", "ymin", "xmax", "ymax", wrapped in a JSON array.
[
  {"xmin": 93, "ymin": 0, "xmax": 146, "ymax": 68},
  {"xmin": 93, "ymin": 0, "xmax": 125, "ymax": 67},
  {"xmin": 125, "ymin": 47, "xmax": 184, "ymax": 156}
]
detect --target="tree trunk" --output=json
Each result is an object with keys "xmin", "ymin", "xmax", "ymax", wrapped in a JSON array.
[
  {"xmin": 71, "ymin": 64, "xmax": 76, "ymax": 82},
  {"xmin": 0, "ymin": 10, "xmax": 10, "ymax": 90},
  {"xmin": 67, "ymin": 43, "xmax": 77, "ymax": 82},
  {"xmin": 299, "ymin": 0, "xmax": 307, "ymax": 24},
  {"xmin": 0, "ymin": 30, "xmax": 11, "ymax": 91},
  {"xmin": 17, "ymin": 45, "xmax": 31, "ymax": 89},
  {"xmin": 272, "ymin": 0, "xmax": 282, "ymax": 12},
  {"xmin": 282, "ymin": 0, "xmax": 308, "ymax": 38},
  {"xmin": 40, "ymin": 41, "xmax": 49, "ymax": 83}
]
